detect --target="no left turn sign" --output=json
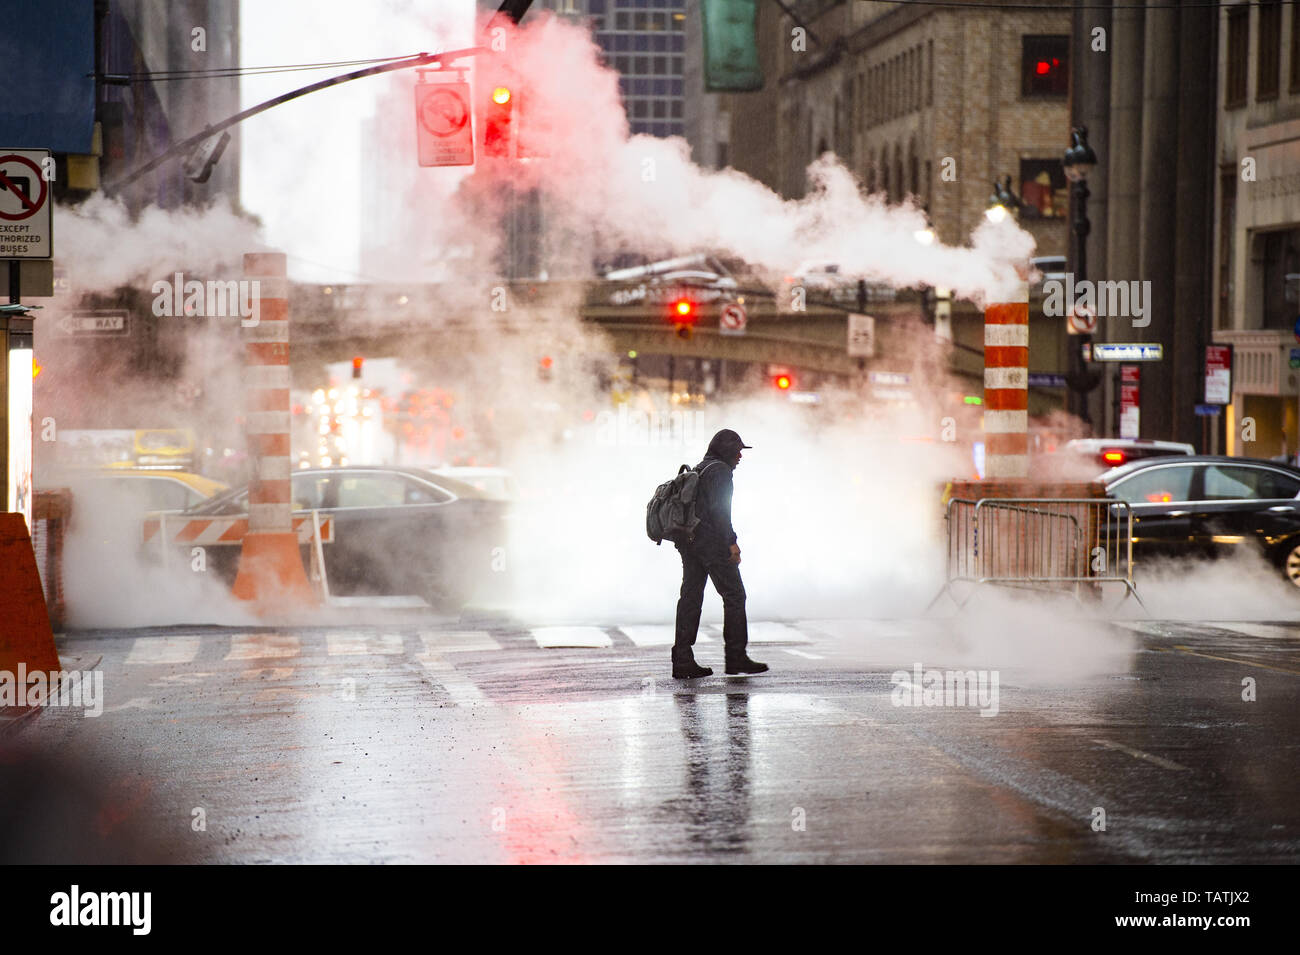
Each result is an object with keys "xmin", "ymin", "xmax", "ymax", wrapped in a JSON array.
[
  {"xmin": 1067, "ymin": 302, "xmax": 1097, "ymax": 335},
  {"xmin": 719, "ymin": 302, "xmax": 747, "ymax": 336},
  {"xmin": 0, "ymin": 148, "xmax": 53, "ymax": 259}
]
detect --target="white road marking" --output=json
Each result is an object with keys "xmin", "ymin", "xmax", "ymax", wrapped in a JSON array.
[
  {"xmin": 418, "ymin": 631, "xmax": 500, "ymax": 653},
  {"xmin": 125, "ymin": 636, "xmax": 201, "ymax": 665},
  {"xmin": 782, "ymin": 648, "xmax": 824, "ymax": 659},
  {"xmin": 747, "ymin": 622, "xmax": 811, "ymax": 644},
  {"xmin": 619, "ymin": 625, "xmax": 676, "ymax": 647},
  {"xmin": 326, "ymin": 632, "xmax": 404, "ymax": 655},
  {"xmin": 101, "ymin": 696, "xmax": 153, "ymax": 713},
  {"xmin": 1091, "ymin": 737, "xmax": 1190, "ymax": 772},
  {"xmin": 530, "ymin": 627, "xmax": 612, "ymax": 649},
  {"xmin": 226, "ymin": 632, "xmax": 301, "ymax": 660},
  {"xmin": 1211, "ymin": 622, "xmax": 1300, "ymax": 641},
  {"xmin": 416, "ymin": 655, "xmax": 491, "ymax": 706}
]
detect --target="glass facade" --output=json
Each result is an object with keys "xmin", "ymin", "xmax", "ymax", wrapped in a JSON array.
[{"xmin": 590, "ymin": 0, "xmax": 688, "ymax": 138}]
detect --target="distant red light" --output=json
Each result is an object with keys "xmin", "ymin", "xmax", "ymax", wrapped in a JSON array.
[
  {"xmin": 775, "ymin": 374, "xmax": 792, "ymax": 390},
  {"xmin": 539, "ymin": 356, "xmax": 553, "ymax": 369},
  {"xmin": 674, "ymin": 300, "xmax": 693, "ymax": 318},
  {"xmin": 1102, "ymin": 450, "xmax": 1125, "ymax": 464},
  {"xmin": 1036, "ymin": 61, "xmax": 1050, "ymax": 75}
]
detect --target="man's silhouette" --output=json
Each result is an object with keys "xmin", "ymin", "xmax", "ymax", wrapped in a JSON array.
[{"xmin": 672, "ymin": 429, "xmax": 767, "ymax": 679}]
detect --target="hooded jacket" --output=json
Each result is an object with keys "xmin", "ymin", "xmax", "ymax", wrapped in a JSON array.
[{"xmin": 687, "ymin": 431, "xmax": 742, "ymax": 559}]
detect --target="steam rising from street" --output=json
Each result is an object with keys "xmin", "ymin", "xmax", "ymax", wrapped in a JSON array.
[{"xmin": 37, "ymin": 6, "xmax": 1297, "ymax": 640}]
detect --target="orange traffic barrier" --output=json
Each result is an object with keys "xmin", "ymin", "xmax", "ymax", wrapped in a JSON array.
[
  {"xmin": 0, "ymin": 513, "xmax": 61, "ymax": 680},
  {"xmin": 230, "ymin": 251, "xmax": 317, "ymax": 613},
  {"xmin": 231, "ymin": 532, "xmax": 316, "ymax": 606}
]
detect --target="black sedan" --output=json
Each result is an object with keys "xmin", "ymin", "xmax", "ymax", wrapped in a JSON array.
[
  {"xmin": 180, "ymin": 466, "xmax": 510, "ymax": 609},
  {"xmin": 1102, "ymin": 455, "xmax": 1300, "ymax": 586}
]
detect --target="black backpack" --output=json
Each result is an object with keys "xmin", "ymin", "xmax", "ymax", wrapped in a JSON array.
[{"xmin": 646, "ymin": 461, "xmax": 720, "ymax": 545}]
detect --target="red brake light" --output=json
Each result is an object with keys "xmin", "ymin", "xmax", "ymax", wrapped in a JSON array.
[{"xmin": 1102, "ymin": 450, "xmax": 1125, "ymax": 464}]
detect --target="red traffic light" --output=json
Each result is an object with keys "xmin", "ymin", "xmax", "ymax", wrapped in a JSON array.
[
  {"xmin": 352, "ymin": 356, "xmax": 364, "ymax": 379},
  {"xmin": 773, "ymin": 374, "xmax": 793, "ymax": 390},
  {"xmin": 484, "ymin": 85, "xmax": 515, "ymax": 158}
]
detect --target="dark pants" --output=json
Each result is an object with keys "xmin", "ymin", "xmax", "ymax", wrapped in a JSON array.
[{"xmin": 674, "ymin": 544, "xmax": 748, "ymax": 658}]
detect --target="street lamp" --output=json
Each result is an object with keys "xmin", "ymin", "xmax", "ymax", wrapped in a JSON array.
[
  {"xmin": 985, "ymin": 176, "xmax": 1020, "ymax": 223},
  {"xmin": 1062, "ymin": 125, "xmax": 1101, "ymax": 427}
]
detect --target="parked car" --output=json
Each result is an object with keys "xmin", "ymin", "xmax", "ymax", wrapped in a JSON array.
[
  {"xmin": 1101, "ymin": 455, "xmax": 1300, "ymax": 586},
  {"xmin": 430, "ymin": 466, "xmax": 518, "ymax": 501},
  {"xmin": 1067, "ymin": 438, "xmax": 1195, "ymax": 470},
  {"xmin": 62, "ymin": 467, "xmax": 228, "ymax": 516},
  {"xmin": 179, "ymin": 466, "xmax": 509, "ymax": 609}
]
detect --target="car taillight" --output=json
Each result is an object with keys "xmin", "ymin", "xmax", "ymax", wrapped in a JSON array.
[{"xmin": 1102, "ymin": 450, "xmax": 1126, "ymax": 464}]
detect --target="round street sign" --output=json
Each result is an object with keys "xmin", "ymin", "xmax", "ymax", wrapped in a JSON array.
[
  {"xmin": 0, "ymin": 153, "xmax": 48, "ymax": 221},
  {"xmin": 1067, "ymin": 302, "xmax": 1097, "ymax": 335},
  {"xmin": 719, "ymin": 302, "xmax": 747, "ymax": 335},
  {"xmin": 418, "ymin": 87, "xmax": 470, "ymax": 138}
]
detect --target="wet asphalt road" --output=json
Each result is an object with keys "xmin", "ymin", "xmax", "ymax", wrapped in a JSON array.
[{"xmin": 5, "ymin": 613, "xmax": 1299, "ymax": 864}]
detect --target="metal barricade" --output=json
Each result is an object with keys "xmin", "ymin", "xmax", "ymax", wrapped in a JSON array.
[{"xmin": 928, "ymin": 497, "xmax": 1144, "ymax": 612}]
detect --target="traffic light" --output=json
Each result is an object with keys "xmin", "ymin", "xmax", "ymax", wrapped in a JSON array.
[
  {"xmin": 352, "ymin": 356, "xmax": 363, "ymax": 379},
  {"xmin": 538, "ymin": 355, "xmax": 553, "ymax": 382},
  {"xmin": 670, "ymin": 298, "xmax": 696, "ymax": 339},
  {"xmin": 484, "ymin": 85, "xmax": 514, "ymax": 158},
  {"xmin": 773, "ymin": 373, "xmax": 793, "ymax": 391}
]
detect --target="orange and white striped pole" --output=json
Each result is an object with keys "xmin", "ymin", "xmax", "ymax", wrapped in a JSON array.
[
  {"xmin": 983, "ymin": 280, "xmax": 1030, "ymax": 478},
  {"xmin": 231, "ymin": 252, "xmax": 316, "ymax": 608}
]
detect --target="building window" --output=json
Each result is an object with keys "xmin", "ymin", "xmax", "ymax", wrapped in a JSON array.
[
  {"xmin": 1292, "ymin": 0, "xmax": 1300, "ymax": 91},
  {"xmin": 1021, "ymin": 35, "xmax": 1068, "ymax": 96},
  {"xmin": 1259, "ymin": 228, "xmax": 1300, "ymax": 330},
  {"xmin": 1019, "ymin": 159, "xmax": 1068, "ymax": 218},
  {"xmin": 1226, "ymin": 6, "xmax": 1249, "ymax": 108},
  {"xmin": 1258, "ymin": 0, "xmax": 1282, "ymax": 100},
  {"xmin": 926, "ymin": 39, "xmax": 934, "ymax": 106}
]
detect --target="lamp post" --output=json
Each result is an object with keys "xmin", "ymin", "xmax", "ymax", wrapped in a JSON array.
[
  {"xmin": 1063, "ymin": 125, "xmax": 1101, "ymax": 427},
  {"xmin": 985, "ymin": 176, "xmax": 1020, "ymax": 224}
]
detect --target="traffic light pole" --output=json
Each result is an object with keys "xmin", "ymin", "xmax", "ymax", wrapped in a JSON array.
[{"xmin": 102, "ymin": 2, "xmax": 534, "ymax": 195}]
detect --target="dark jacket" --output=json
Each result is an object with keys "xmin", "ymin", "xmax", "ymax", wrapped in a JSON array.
[{"xmin": 688, "ymin": 451, "xmax": 737, "ymax": 560}]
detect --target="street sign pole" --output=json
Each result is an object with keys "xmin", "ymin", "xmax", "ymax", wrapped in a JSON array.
[{"xmin": 0, "ymin": 147, "xmax": 53, "ymax": 526}]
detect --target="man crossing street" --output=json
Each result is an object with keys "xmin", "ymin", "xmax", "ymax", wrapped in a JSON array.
[{"xmin": 671, "ymin": 428, "xmax": 768, "ymax": 679}]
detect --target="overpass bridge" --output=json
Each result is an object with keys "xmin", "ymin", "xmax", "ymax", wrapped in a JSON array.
[{"xmin": 284, "ymin": 278, "xmax": 990, "ymax": 389}]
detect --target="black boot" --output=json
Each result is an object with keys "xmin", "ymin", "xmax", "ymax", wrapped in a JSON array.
[
  {"xmin": 672, "ymin": 646, "xmax": 713, "ymax": 679},
  {"xmin": 725, "ymin": 654, "xmax": 768, "ymax": 675}
]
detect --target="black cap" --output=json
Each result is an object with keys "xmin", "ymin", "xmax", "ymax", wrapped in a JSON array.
[{"xmin": 707, "ymin": 429, "xmax": 752, "ymax": 458}]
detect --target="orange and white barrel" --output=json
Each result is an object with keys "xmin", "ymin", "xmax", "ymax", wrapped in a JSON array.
[
  {"xmin": 231, "ymin": 252, "xmax": 315, "ymax": 607},
  {"xmin": 983, "ymin": 283, "xmax": 1029, "ymax": 478}
]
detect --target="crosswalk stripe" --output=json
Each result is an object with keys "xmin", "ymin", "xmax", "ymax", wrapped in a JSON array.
[
  {"xmin": 418, "ymin": 631, "xmax": 501, "ymax": 653},
  {"xmin": 1209, "ymin": 622, "xmax": 1300, "ymax": 641},
  {"xmin": 530, "ymin": 627, "xmax": 612, "ymax": 648},
  {"xmin": 325, "ymin": 632, "xmax": 404, "ymax": 655},
  {"xmin": 417, "ymin": 656, "xmax": 491, "ymax": 706},
  {"xmin": 746, "ymin": 622, "xmax": 811, "ymax": 644},
  {"xmin": 226, "ymin": 632, "xmax": 301, "ymax": 660},
  {"xmin": 619, "ymin": 625, "xmax": 676, "ymax": 647},
  {"xmin": 125, "ymin": 636, "xmax": 201, "ymax": 665}
]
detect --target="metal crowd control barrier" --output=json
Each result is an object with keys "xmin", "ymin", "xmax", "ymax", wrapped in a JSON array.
[{"xmin": 928, "ymin": 497, "xmax": 1145, "ymax": 612}]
